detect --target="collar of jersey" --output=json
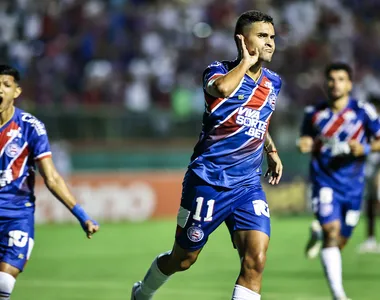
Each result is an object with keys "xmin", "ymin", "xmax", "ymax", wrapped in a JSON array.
[{"xmin": 245, "ymin": 68, "xmax": 263, "ymax": 85}]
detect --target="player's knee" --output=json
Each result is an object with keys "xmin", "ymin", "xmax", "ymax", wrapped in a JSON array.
[
  {"xmin": 322, "ymin": 225, "xmax": 340, "ymax": 247},
  {"xmin": 0, "ymin": 272, "xmax": 16, "ymax": 299},
  {"xmin": 174, "ymin": 251, "xmax": 199, "ymax": 272},
  {"xmin": 323, "ymin": 231, "xmax": 340, "ymax": 247},
  {"xmin": 241, "ymin": 251, "xmax": 266, "ymax": 275}
]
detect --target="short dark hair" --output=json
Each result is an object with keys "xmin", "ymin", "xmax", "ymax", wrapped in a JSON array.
[
  {"xmin": 325, "ymin": 63, "xmax": 353, "ymax": 80},
  {"xmin": 234, "ymin": 10, "xmax": 274, "ymax": 37},
  {"xmin": 0, "ymin": 65, "xmax": 20, "ymax": 83}
]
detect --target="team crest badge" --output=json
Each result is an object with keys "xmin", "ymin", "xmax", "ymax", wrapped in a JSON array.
[
  {"xmin": 5, "ymin": 142, "xmax": 21, "ymax": 158},
  {"xmin": 187, "ymin": 226, "xmax": 204, "ymax": 242},
  {"xmin": 268, "ymin": 93, "xmax": 277, "ymax": 110}
]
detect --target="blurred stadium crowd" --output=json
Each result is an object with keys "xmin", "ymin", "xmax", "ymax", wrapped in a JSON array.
[{"xmin": 1, "ymin": 0, "xmax": 380, "ymax": 146}]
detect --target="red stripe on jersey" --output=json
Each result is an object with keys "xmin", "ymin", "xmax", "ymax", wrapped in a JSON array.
[
  {"xmin": 208, "ymin": 95, "xmax": 226, "ymax": 112},
  {"xmin": 324, "ymin": 113, "xmax": 346, "ymax": 137},
  {"xmin": 244, "ymin": 138, "xmax": 264, "ymax": 153},
  {"xmin": 11, "ymin": 146, "xmax": 29, "ymax": 178},
  {"xmin": 246, "ymin": 77, "xmax": 271, "ymax": 110},
  {"xmin": 0, "ymin": 121, "xmax": 20, "ymax": 152},
  {"xmin": 312, "ymin": 113, "xmax": 318, "ymax": 124},
  {"xmin": 204, "ymin": 93, "xmax": 223, "ymax": 109},
  {"xmin": 350, "ymin": 124, "xmax": 364, "ymax": 141},
  {"xmin": 214, "ymin": 112, "xmax": 241, "ymax": 137}
]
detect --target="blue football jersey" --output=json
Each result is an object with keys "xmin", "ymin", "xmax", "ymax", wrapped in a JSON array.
[
  {"xmin": 0, "ymin": 108, "xmax": 51, "ymax": 218},
  {"xmin": 189, "ymin": 60, "xmax": 282, "ymax": 188},
  {"xmin": 301, "ymin": 99, "xmax": 380, "ymax": 193}
]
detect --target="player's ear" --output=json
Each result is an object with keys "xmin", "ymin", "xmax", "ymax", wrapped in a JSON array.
[{"xmin": 14, "ymin": 86, "xmax": 22, "ymax": 99}]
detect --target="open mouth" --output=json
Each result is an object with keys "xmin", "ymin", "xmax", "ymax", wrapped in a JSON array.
[{"xmin": 0, "ymin": 96, "xmax": 2, "ymax": 105}]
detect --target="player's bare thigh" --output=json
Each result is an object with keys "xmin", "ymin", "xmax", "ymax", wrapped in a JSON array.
[
  {"xmin": 233, "ymin": 230, "xmax": 270, "ymax": 293},
  {"xmin": 0, "ymin": 262, "xmax": 20, "ymax": 278}
]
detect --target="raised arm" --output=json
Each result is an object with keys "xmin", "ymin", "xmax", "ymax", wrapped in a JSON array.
[
  {"xmin": 37, "ymin": 157, "xmax": 99, "ymax": 238},
  {"xmin": 206, "ymin": 35, "xmax": 259, "ymax": 98}
]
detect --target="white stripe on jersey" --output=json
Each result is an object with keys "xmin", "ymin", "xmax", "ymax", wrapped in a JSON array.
[
  {"xmin": 34, "ymin": 151, "xmax": 52, "ymax": 160},
  {"xmin": 356, "ymin": 129, "xmax": 365, "ymax": 142},
  {"xmin": 321, "ymin": 114, "xmax": 338, "ymax": 135},
  {"xmin": 18, "ymin": 155, "xmax": 29, "ymax": 178},
  {"xmin": 225, "ymin": 126, "xmax": 245, "ymax": 139},
  {"xmin": 346, "ymin": 121, "xmax": 363, "ymax": 140}
]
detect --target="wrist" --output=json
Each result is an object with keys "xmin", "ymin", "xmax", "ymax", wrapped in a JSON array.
[
  {"xmin": 240, "ymin": 58, "xmax": 252, "ymax": 70},
  {"xmin": 72, "ymin": 204, "xmax": 90, "ymax": 228},
  {"xmin": 266, "ymin": 150, "xmax": 278, "ymax": 155}
]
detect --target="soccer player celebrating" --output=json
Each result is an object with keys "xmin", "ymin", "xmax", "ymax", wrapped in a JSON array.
[
  {"xmin": 0, "ymin": 65, "xmax": 99, "ymax": 299},
  {"xmin": 299, "ymin": 63, "xmax": 380, "ymax": 300},
  {"xmin": 131, "ymin": 10, "xmax": 283, "ymax": 300}
]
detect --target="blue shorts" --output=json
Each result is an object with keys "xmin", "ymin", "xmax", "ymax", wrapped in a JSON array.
[
  {"xmin": 175, "ymin": 170, "xmax": 270, "ymax": 251},
  {"xmin": 311, "ymin": 185, "xmax": 363, "ymax": 238},
  {"xmin": 0, "ymin": 214, "xmax": 35, "ymax": 271}
]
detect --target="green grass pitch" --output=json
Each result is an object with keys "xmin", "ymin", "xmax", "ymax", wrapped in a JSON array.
[{"xmin": 12, "ymin": 217, "xmax": 380, "ymax": 300}]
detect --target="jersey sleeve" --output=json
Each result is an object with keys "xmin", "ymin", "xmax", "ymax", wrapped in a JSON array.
[
  {"xmin": 28, "ymin": 120, "xmax": 52, "ymax": 161},
  {"xmin": 202, "ymin": 61, "xmax": 227, "ymax": 90},
  {"xmin": 300, "ymin": 106, "xmax": 316, "ymax": 137},
  {"xmin": 362, "ymin": 102, "xmax": 380, "ymax": 138}
]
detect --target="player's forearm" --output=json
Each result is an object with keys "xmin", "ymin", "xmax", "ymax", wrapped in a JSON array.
[
  {"xmin": 211, "ymin": 60, "xmax": 251, "ymax": 98},
  {"xmin": 44, "ymin": 175, "xmax": 77, "ymax": 210},
  {"xmin": 264, "ymin": 133, "xmax": 277, "ymax": 153}
]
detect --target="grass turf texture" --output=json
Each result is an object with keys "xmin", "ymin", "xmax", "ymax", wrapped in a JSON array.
[{"xmin": 13, "ymin": 217, "xmax": 380, "ymax": 300}]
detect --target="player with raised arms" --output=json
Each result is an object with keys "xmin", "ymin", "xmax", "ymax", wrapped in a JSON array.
[
  {"xmin": 299, "ymin": 63, "xmax": 380, "ymax": 300},
  {"xmin": 131, "ymin": 10, "xmax": 283, "ymax": 300},
  {"xmin": 0, "ymin": 65, "xmax": 99, "ymax": 299}
]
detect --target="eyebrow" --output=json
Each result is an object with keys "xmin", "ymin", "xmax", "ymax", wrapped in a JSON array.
[{"xmin": 257, "ymin": 32, "xmax": 276, "ymax": 38}]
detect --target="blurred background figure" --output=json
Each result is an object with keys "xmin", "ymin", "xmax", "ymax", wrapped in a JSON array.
[{"xmin": 358, "ymin": 94, "xmax": 380, "ymax": 253}]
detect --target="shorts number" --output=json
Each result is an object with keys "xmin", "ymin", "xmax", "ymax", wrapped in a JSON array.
[
  {"xmin": 345, "ymin": 210, "xmax": 360, "ymax": 227},
  {"xmin": 193, "ymin": 197, "xmax": 215, "ymax": 222},
  {"xmin": 8, "ymin": 230, "xmax": 28, "ymax": 248},
  {"xmin": 320, "ymin": 187, "xmax": 333, "ymax": 204},
  {"xmin": 252, "ymin": 200, "xmax": 270, "ymax": 218}
]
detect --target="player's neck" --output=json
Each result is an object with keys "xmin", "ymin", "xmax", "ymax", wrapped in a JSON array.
[
  {"xmin": 0, "ymin": 106, "xmax": 15, "ymax": 127},
  {"xmin": 329, "ymin": 95, "xmax": 350, "ymax": 113},
  {"xmin": 246, "ymin": 63, "xmax": 262, "ymax": 83}
]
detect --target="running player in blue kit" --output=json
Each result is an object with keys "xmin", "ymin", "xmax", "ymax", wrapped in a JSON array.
[
  {"xmin": 0, "ymin": 65, "xmax": 99, "ymax": 299},
  {"xmin": 132, "ymin": 10, "xmax": 283, "ymax": 300},
  {"xmin": 299, "ymin": 63, "xmax": 380, "ymax": 300}
]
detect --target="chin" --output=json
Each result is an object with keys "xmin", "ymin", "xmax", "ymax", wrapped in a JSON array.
[{"xmin": 261, "ymin": 55, "xmax": 273, "ymax": 63}]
